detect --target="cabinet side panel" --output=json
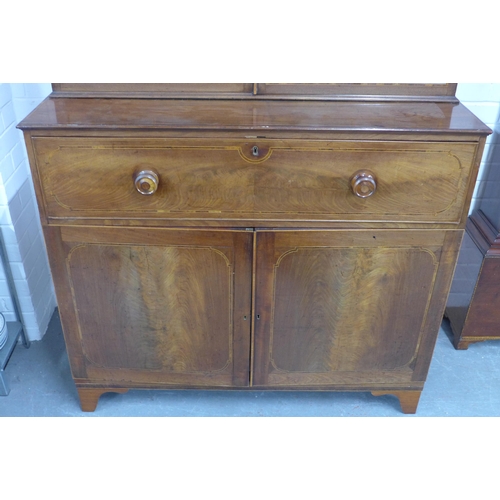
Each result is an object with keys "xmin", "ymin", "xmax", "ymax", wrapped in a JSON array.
[
  {"xmin": 412, "ymin": 230, "xmax": 463, "ymax": 379},
  {"xmin": 24, "ymin": 131, "xmax": 48, "ymax": 224},
  {"xmin": 445, "ymin": 230, "xmax": 484, "ymax": 336},
  {"xmin": 43, "ymin": 226, "xmax": 87, "ymax": 378}
]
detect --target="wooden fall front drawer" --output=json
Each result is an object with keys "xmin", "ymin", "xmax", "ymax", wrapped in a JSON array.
[{"xmin": 32, "ymin": 137, "xmax": 477, "ymax": 224}]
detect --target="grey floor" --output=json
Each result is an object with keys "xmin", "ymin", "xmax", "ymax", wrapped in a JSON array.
[{"xmin": 1, "ymin": 308, "xmax": 499, "ymax": 417}]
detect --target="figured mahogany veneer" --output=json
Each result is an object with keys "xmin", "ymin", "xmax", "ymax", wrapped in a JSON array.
[
  {"xmin": 18, "ymin": 84, "xmax": 491, "ymax": 413},
  {"xmin": 32, "ymin": 138, "xmax": 476, "ymax": 224}
]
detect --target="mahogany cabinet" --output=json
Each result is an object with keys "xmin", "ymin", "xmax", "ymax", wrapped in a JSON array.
[{"xmin": 18, "ymin": 84, "xmax": 491, "ymax": 413}]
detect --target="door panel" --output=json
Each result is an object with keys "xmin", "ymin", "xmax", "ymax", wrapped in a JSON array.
[
  {"xmin": 253, "ymin": 230, "xmax": 457, "ymax": 387},
  {"xmin": 48, "ymin": 226, "xmax": 253, "ymax": 387}
]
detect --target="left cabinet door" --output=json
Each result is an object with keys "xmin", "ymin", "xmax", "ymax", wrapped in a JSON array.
[{"xmin": 45, "ymin": 226, "xmax": 253, "ymax": 388}]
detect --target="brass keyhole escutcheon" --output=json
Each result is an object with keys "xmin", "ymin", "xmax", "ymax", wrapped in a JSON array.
[{"xmin": 252, "ymin": 146, "xmax": 259, "ymax": 156}]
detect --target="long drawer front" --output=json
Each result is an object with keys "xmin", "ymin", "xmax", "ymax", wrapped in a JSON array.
[{"xmin": 32, "ymin": 137, "xmax": 477, "ymax": 224}]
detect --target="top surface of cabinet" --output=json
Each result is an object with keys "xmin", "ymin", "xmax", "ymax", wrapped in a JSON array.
[{"xmin": 18, "ymin": 97, "xmax": 490, "ymax": 136}]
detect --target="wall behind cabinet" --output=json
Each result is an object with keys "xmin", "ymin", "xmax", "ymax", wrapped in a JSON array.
[
  {"xmin": 456, "ymin": 84, "xmax": 500, "ymax": 214},
  {"xmin": 0, "ymin": 83, "xmax": 55, "ymax": 340}
]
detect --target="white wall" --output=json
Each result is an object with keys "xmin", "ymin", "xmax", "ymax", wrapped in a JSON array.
[
  {"xmin": 0, "ymin": 83, "xmax": 498, "ymax": 341},
  {"xmin": 456, "ymin": 84, "xmax": 500, "ymax": 214},
  {"xmin": 0, "ymin": 83, "xmax": 56, "ymax": 341}
]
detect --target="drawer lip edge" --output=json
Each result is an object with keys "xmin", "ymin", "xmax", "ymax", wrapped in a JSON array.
[
  {"xmin": 18, "ymin": 124, "xmax": 494, "ymax": 136},
  {"xmin": 45, "ymin": 216, "xmax": 463, "ymax": 227}
]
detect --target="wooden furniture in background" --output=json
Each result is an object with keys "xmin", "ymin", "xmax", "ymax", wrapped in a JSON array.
[
  {"xmin": 18, "ymin": 84, "xmax": 490, "ymax": 413},
  {"xmin": 446, "ymin": 209, "xmax": 500, "ymax": 349}
]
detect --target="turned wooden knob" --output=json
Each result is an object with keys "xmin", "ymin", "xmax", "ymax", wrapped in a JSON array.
[
  {"xmin": 350, "ymin": 170, "xmax": 377, "ymax": 198},
  {"xmin": 134, "ymin": 170, "xmax": 159, "ymax": 195}
]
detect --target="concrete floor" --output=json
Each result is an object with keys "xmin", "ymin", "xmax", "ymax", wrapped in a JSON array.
[{"xmin": 1, "ymin": 308, "xmax": 499, "ymax": 416}]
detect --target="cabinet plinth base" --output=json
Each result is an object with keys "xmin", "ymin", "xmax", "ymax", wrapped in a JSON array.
[
  {"xmin": 371, "ymin": 390, "xmax": 422, "ymax": 414},
  {"xmin": 77, "ymin": 387, "xmax": 129, "ymax": 412},
  {"xmin": 75, "ymin": 386, "xmax": 423, "ymax": 413}
]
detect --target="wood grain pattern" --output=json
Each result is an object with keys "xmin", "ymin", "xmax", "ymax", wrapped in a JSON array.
[
  {"xmin": 69, "ymin": 245, "xmax": 231, "ymax": 372},
  {"xmin": 57, "ymin": 227, "xmax": 252, "ymax": 387},
  {"xmin": 252, "ymin": 230, "xmax": 455, "ymax": 387},
  {"xmin": 32, "ymin": 137, "xmax": 476, "ymax": 224},
  {"xmin": 270, "ymin": 247, "xmax": 436, "ymax": 372}
]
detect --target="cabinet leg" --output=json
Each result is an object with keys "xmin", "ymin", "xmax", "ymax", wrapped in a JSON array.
[
  {"xmin": 371, "ymin": 390, "xmax": 421, "ymax": 414},
  {"xmin": 77, "ymin": 387, "xmax": 129, "ymax": 412},
  {"xmin": 453, "ymin": 338, "xmax": 470, "ymax": 350}
]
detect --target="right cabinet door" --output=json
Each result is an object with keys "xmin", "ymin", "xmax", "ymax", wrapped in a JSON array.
[{"xmin": 252, "ymin": 229, "xmax": 461, "ymax": 388}]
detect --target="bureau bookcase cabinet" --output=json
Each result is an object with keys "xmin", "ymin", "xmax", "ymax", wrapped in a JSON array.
[{"xmin": 19, "ymin": 84, "xmax": 490, "ymax": 413}]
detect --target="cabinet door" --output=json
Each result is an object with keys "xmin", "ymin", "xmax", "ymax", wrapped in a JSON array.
[
  {"xmin": 46, "ymin": 226, "xmax": 252, "ymax": 387},
  {"xmin": 252, "ymin": 230, "xmax": 461, "ymax": 388}
]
